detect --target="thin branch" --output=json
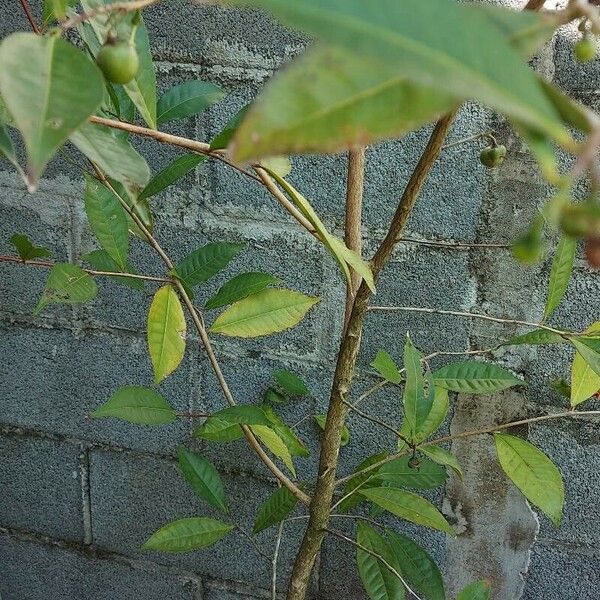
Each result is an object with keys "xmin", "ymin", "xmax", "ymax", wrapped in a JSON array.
[
  {"xmin": 90, "ymin": 166, "xmax": 309, "ymax": 505},
  {"xmin": 0, "ymin": 254, "xmax": 169, "ymax": 282},
  {"xmin": 524, "ymin": 0, "xmax": 546, "ymax": 9},
  {"xmin": 236, "ymin": 524, "xmax": 271, "ymax": 562},
  {"xmin": 442, "ymin": 131, "xmax": 495, "ymax": 151},
  {"xmin": 325, "ymin": 528, "xmax": 424, "ymax": 600},
  {"xmin": 397, "ymin": 237, "xmax": 511, "ymax": 250},
  {"xmin": 368, "ymin": 305, "xmax": 570, "ymax": 336},
  {"xmin": 60, "ymin": 0, "xmax": 161, "ymax": 30},
  {"xmin": 336, "ymin": 409, "xmax": 600, "ymax": 486},
  {"xmin": 18, "ymin": 0, "xmax": 40, "ymax": 33},
  {"xmin": 344, "ymin": 147, "xmax": 366, "ymax": 328},
  {"xmin": 272, "ymin": 521, "xmax": 285, "ymax": 600}
]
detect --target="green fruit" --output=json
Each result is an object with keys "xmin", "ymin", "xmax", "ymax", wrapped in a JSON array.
[
  {"xmin": 479, "ymin": 144, "xmax": 507, "ymax": 169},
  {"xmin": 574, "ymin": 37, "xmax": 596, "ymax": 63},
  {"xmin": 559, "ymin": 202, "xmax": 600, "ymax": 238},
  {"xmin": 96, "ymin": 41, "xmax": 139, "ymax": 84}
]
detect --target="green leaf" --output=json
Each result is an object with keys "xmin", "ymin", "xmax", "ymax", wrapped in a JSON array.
[
  {"xmin": 420, "ymin": 446, "xmax": 463, "ymax": 480},
  {"xmin": 253, "ymin": 485, "xmax": 298, "ymax": 534},
  {"xmin": 157, "ymin": 81, "xmax": 224, "ymax": 125},
  {"xmin": 504, "ymin": 329, "xmax": 565, "ymax": 346},
  {"xmin": 261, "ymin": 404, "xmax": 309, "ymax": 458},
  {"xmin": 195, "ymin": 405, "xmax": 270, "ymax": 442},
  {"xmin": 0, "ymin": 122, "xmax": 19, "ymax": 170},
  {"xmin": 356, "ymin": 523, "xmax": 405, "ymax": 600},
  {"xmin": 360, "ymin": 487, "xmax": 455, "ymax": 535},
  {"xmin": 43, "ymin": 0, "xmax": 78, "ymax": 22},
  {"xmin": 205, "ymin": 272, "xmax": 280, "ymax": 310},
  {"xmin": 371, "ymin": 350, "xmax": 402, "ymax": 385},
  {"xmin": 91, "ymin": 385, "xmax": 177, "ymax": 424},
  {"xmin": 432, "ymin": 361, "xmax": 524, "ymax": 394},
  {"xmin": 456, "ymin": 580, "xmax": 491, "ymax": 600},
  {"xmin": 569, "ymin": 336, "xmax": 600, "ymax": 379},
  {"xmin": 402, "ymin": 336, "xmax": 428, "ymax": 439},
  {"xmin": 314, "ymin": 414, "xmax": 350, "ymax": 447},
  {"xmin": 34, "ymin": 263, "xmax": 97, "ymax": 315},
  {"xmin": 377, "ymin": 456, "xmax": 447, "ymax": 489},
  {"xmin": 139, "ymin": 154, "xmax": 205, "ymax": 200},
  {"xmin": 210, "ymin": 104, "xmax": 250, "ymax": 150},
  {"xmin": 102, "ymin": 178, "xmax": 154, "ymax": 240},
  {"xmin": 0, "ymin": 33, "xmax": 104, "ymax": 189},
  {"xmin": 273, "ymin": 370, "xmax": 310, "ymax": 397},
  {"xmin": 178, "ymin": 447, "xmax": 228, "ymax": 514},
  {"xmin": 384, "ymin": 530, "xmax": 445, "ymax": 600},
  {"xmin": 571, "ymin": 350, "xmax": 600, "ymax": 407},
  {"xmin": 414, "ymin": 387, "xmax": 449, "ymax": 444},
  {"xmin": 230, "ymin": 0, "xmax": 569, "ymax": 160},
  {"xmin": 71, "ymin": 123, "xmax": 151, "ymax": 196},
  {"xmin": 259, "ymin": 156, "xmax": 292, "ymax": 178},
  {"xmin": 251, "ymin": 424, "xmax": 296, "ymax": 476},
  {"xmin": 338, "ymin": 451, "xmax": 389, "ymax": 513},
  {"xmin": 141, "ymin": 517, "xmax": 233, "ymax": 553},
  {"xmin": 83, "ymin": 249, "xmax": 145, "ymax": 292},
  {"xmin": 84, "ymin": 174, "xmax": 129, "ymax": 269},
  {"xmin": 494, "ymin": 433, "xmax": 564, "ymax": 527},
  {"xmin": 544, "ymin": 235, "xmax": 576, "ymax": 320},
  {"xmin": 265, "ymin": 169, "xmax": 375, "ymax": 292},
  {"xmin": 174, "ymin": 242, "xmax": 244, "ymax": 288},
  {"xmin": 210, "ymin": 288, "xmax": 319, "ymax": 338},
  {"xmin": 10, "ymin": 234, "xmax": 51, "ymax": 262},
  {"xmin": 264, "ymin": 387, "xmax": 286, "ymax": 404},
  {"xmin": 147, "ymin": 285, "xmax": 186, "ymax": 384}
]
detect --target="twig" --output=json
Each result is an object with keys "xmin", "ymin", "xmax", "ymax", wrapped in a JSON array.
[
  {"xmin": 344, "ymin": 147, "xmax": 366, "ymax": 329},
  {"xmin": 397, "ymin": 237, "xmax": 511, "ymax": 250},
  {"xmin": 368, "ymin": 305, "xmax": 570, "ymax": 336},
  {"xmin": 441, "ymin": 131, "xmax": 496, "ymax": 151},
  {"xmin": 0, "ymin": 255, "xmax": 168, "ymax": 282},
  {"xmin": 18, "ymin": 0, "xmax": 40, "ymax": 33},
  {"xmin": 236, "ymin": 524, "xmax": 271, "ymax": 562},
  {"xmin": 325, "ymin": 528, "xmax": 424, "ymax": 600},
  {"xmin": 336, "ymin": 409, "xmax": 600, "ymax": 486},
  {"xmin": 60, "ymin": 0, "xmax": 161, "ymax": 30},
  {"xmin": 272, "ymin": 521, "xmax": 284, "ymax": 600}
]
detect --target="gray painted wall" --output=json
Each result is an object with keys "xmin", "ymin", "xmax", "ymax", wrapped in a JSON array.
[{"xmin": 0, "ymin": 1, "xmax": 599, "ymax": 599}]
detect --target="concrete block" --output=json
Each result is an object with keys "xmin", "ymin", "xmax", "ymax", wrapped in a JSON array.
[
  {"xmin": 0, "ymin": 325, "xmax": 195, "ymax": 454},
  {"xmin": 89, "ymin": 449, "xmax": 306, "ymax": 591},
  {"xmin": 0, "ymin": 434, "xmax": 83, "ymax": 541},
  {"xmin": 0, "ymin": 535, "xmax": 199, "ymax": 600},
  {"xmin": 205, "ymin": 588, "xmax": 264, "ymax": 600}
]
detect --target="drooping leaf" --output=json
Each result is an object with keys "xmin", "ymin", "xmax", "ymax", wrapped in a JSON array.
[
  {"xmin": 360, "ymin": 487, "xmax": 455, "ymax": 535},
  {"xmin": 204, "ymin": 272, "xmax": 280, "ymax": 310},
  {"xmin": 273, "ymin": 370, "xmax": 310, "ymax": 397},
  {"xmin": 399, "ymin": 386, "xmax": 449, "ymax": 452},
  {"xmin": 432, "ymin": 361, "xmax": 524, "ymax": 394},
  {"xmin": 253, "ymin": 485, "xmax": 298, "ymax": 534},
  {"xmin": 456, "ymin": 580, "xmax": 491, "ymax": 600},
  {"xmin": 141, "ymin": 517, "xmax": 233, "ymax": 553},
  {"xmin": 544, "ymin": 235, "xmax": 576, "ymax": 320},
  {"xmin": 420, "ymin": 446, "xmax": 463, "ymax": 480},
  {"xmin": 84, "ymin": 174, "xmax": 129, "ymax": 269},
  {"xmin": 385, "ymin": 530, "xmax": 445, "ymax": 600},
  {"xmin": 264, "ymin": 169, "xmax": 375, "ymax": 292},
  {"xmin": 251, "ymin": 424, "xmax": 296, "ymax": 476},
  {"xmin": 314, "ymin": 414, "xmax": 350, "ymax": 447},
  {"xmin": 70, "ymin": 122, "xmax": 151, "ymax": 196},
  {"xmin": 174, "ymin": 242, "xmax": 244, "ymax": 288},
  {"xmin": 402, "ymin": 336, "xmax": 427, "ymax": 439},
  {"xmin": 91, "ymin": 385, "xmax": 177, "ymax": 424},
  {"xmin": 356, "ymin": 523, "xmax": 405, "ymax": 600},
  {"xmin": 569, "ymin": 336, "xmax": 600, "ymax": 379},
  {"xmin": 210, "ymin": 288, "xmax": 319, "ymax": 338},
  {"xmin": 10, "ymin": 234, "xmax": 51, "ymax": 262},
  {"xmin": 570, "ymin": 321, "xmax": 600, "ymax": 407},
  {"xmin": 338, "ymin": 451, "xmax": 389, "ymax": 513},
  {"xmin": 157, "ymin": 80, "xmax": 224, "ymax": 125},
  {"xmin": 229, "ymin": 0, "xmax": 569, "ymax": 161},
  {"xmin": 139, "ymin": 154, "xmax": 205, "ymax": 200},
  {"xmin": 0, "ymin": 33, "xmax": 104, "ymax": 189},
  {"xmin": 211, "ymin": 104, "xmax": 250, "ymax": 150},
  {"xmin": 178, "ymin": 447, "xmax": 228, "ymax": 514},
  {"xmin": 376, "ymin": 456, "xmax": 447, "ymax": 490},
  {"xmin": 194, "ymin": 405, "xmax": 270, "ymax": 442},
  {"xmin": 261, "ymin": 404, "xmax": 309, "ymax": 458},
  {"xmin": 83, "ymin": 249, "xmax": 145, "ymax": 292},
  {"xmin": 259, "ymin": 156, "xmax": 292, "ymax": 178},
  {"xmin": 504, "ymin": 328, "xmax": 565, "ymax": 346},
  {"xmin": 494, "ymin": 433, "xmax": 564, "ymax": 527},
  {"xmin": 147, "ymin": 285, "xmax": 187, "ymax": 384},
  {"xmin": 34, "ymin": 263, "xmax": 97, "ymax": 315},
  {"xmin": 371, "ymin": 350, "xmax": 402, "ymax": 385}
]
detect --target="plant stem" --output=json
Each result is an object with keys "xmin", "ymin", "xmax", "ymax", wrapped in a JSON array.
[
  {"xmin": 441, "ymin": 131, "xmax": 495, "ymax": 151},
  {"xmin": 272, "ymin": 521, "xmax": 285, "ymax": 600},
  {"xmin": 18, "ymin": 0, "xmax": 40, "ymax": 34},
  {"xmin": 367, "ymin": 305, "xmax": 571, "ymax": 336},
  {"xmin": 286, "ymin": 111, "xmax": 457, "ymax": 600},
  {"xmin": 397, "ymin": 237, "xmax": 511, "ymax": 250},
  {"xmin": 60, "ymin": 0, "xmax": 162, "ymax": 30}
]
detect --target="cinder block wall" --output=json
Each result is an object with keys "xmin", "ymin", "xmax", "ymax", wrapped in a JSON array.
[{"xmin": 1, "ymin": 2, "xmax": 599, "ymax": 599}]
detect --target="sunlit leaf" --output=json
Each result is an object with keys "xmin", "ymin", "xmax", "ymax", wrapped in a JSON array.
[
  {"xmin": 253, "ymin": 485, "xmax": 298, "ymax": 533},
  {"xmin": 261, "ymin": 404, "xmax": 309, "ymax": 458},
  {"xmin": 570, "ymin": 321, "xmax": 600, "ymax": 407},
  {"xmin": 34, "ymin": 263, "xmax": 97, "ymax": 315},
  {"xmin": 141, "ymin": 517, "xmax": 233, "ymax": 553},
  {"xmin": 147, "ymin": 285, "xmax": 186, "ymax": 384},
  {"xmin": 91, "ymin": 385, "xmax": 177, "ymax": 424},
  {"xmin": 494, "ymin": 433, "xmax": 564, "ymax": 527},
  {"xmin": 420, "ymin": 446, "xmax": 463, "ymax": 480},
  {"xmin": 432, "ymin": 361, "xmax": 524, "ymax": 394},
  {"xmin": 205, "ymin": 272, "xmax": 280, "ymax": 310},
  {"xmin": 251, "ymin": 424, "xmax": 296, "ymax": 476},
  {"xmin": 544, "ymin": 235, "xmax": 576, "ymax": 320},
  {"xmin": 371, "ymin": 350, "xmax": 402, "ymax": 384},
  {"xmin": 157, "ymin": 80, "xmax": 224, "ymax": 125}
]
